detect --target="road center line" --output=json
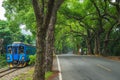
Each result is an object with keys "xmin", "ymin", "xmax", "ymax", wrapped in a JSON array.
[
  {"xmin": 97, "ymin": 64, "xmax": 111, "ymax": 72},
  {"xmin": 56, "ymin": 55, "xmax": 62, "ymax": 80}
]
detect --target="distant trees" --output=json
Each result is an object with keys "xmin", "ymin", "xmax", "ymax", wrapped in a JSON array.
[
  {"xmin": 3, "ymin": 0, "xmax": 36, "ymax": 38},
  {"xmin": 0, "ymin": 20, "xmax": 12, "ymax": 54},
  {"xmin": 2, "ymin": 0, "xmax": 36, "ymax": 45},
  {"xmin": 55, "ymin": 0, "xmax": 120, "ymax": 56},
  {"xmin": 0, "ymin": 20, "xmax": 33, "ymax": 54},
  {"xmin": 2, "ymin": 0, "xmax": 120, "ymax": 79}
]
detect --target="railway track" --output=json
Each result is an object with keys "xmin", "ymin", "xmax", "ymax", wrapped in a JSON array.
[
  {"xmin": 0, "ymin": 68, "xmax": 10, "ymax": 73},
  {"xmin": 0, "ymin": 68, "xmax": 18, "ymax": 78}
]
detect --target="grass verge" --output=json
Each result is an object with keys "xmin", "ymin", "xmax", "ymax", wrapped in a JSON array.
[{"xmin": 13, "ymin": 67, "xmax": 53, "ymax": 80}]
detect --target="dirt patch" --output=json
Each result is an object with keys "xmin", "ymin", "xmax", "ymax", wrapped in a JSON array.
[
  {"xmin": 47, "ymin": 70, "xmax": 59, "ymax": 80},
  {"xmin": 87, "ymin": 55, "xmax": 120, "ymax": 61},
  {"xmin": 105, "ymin": 56, "xmax": 120, "ymax": 61}
]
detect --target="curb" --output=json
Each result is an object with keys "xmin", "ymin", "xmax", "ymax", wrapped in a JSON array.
[{"xmin": 56, "ymin": 55, "xmax": 62, "ymax": 80}]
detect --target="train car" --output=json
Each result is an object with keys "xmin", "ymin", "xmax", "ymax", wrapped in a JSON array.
[{"xmin": 6, "ymin": 42, "xmax": 36, "ymax": 68}]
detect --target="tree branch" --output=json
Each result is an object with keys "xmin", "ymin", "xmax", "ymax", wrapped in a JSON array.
[
  {"xmin": 90, "ymin": 0, "xmax": 101, "ymax": 17},
  {"xmin": 32, "ymin": 0, "xmax": 43, "ymax": 22},
  {"xmin": 43, "ymin": 0, "xmax": 55, "ymax": 30}
]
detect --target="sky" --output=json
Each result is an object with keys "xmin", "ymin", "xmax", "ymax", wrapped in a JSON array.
[
  {"xmin": 0, "ymin": 0, "xmax": 32, "ymax": 35},
  {"xmin": 20, "ymin": 25, "xmax": 32, "ymax": 35},
  {"xmin": 0, "ymin": 0, "xmax": 6, "ymax": 20}
]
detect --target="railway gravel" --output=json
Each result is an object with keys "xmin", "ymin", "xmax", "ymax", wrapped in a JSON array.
[
  {"xmin": 0, "ymin": 66, "xmax": 33, "ymax": 80},
  {"xmin": 0, "ymin": 56, "xmax": 59, "ymax": 80},
  {"xmin": 0, "ymin": 68, "xmax": 9, "ymax": 73},
  {"xmin": 0, "ymin": 69, "xmax": 17, "ymax": 78}
]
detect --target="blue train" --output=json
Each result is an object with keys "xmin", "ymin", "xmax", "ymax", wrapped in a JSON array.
[{"xmin": 6, "ymin": 42, "xmax": 36, "ymax": 68}]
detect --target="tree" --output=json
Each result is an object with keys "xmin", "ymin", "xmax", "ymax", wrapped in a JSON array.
[
  {"xmin": 46, "ymin": 0, "xmax": 64, "ymax": 71},
  {"xmin": 3, "ymin": 0, "xmax": 36, "ymax": 37},
  {"xmin": 32, "ymin": 0, "xmax": 64, "ymax": 80},
  {"xmin": 55, "ymin": 0, "xmax": 120, "ymax": 56},
  {"xmin": 0, "ymin": 20, "xmax": 12, "ymax": 54}
]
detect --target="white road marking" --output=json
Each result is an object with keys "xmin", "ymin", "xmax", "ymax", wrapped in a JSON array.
[
  {"xmin": 97, "ymin": 64, "xmax": 111, "ymax": 71},
  {"xmin": 56, "ymin": 55, "xmax": 62, "ymax": 80}
]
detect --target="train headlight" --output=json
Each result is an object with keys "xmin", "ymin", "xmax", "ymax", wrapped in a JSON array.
[
  {"xmin": 7, "ymin": 56, "xmax": 10, "ymax": 60},
  {"xmin": 22, "ymin": 56, "xmax": 24, "ymax": 60}
]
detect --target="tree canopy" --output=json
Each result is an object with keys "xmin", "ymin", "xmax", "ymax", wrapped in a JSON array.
[{"xmin": 1, "ymin": 0, "xmax": 120, "ymax": 79}]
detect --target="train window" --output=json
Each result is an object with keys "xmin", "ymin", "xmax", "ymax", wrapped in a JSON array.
[
  {"xmin": 19, "ymin": 46, "xmax": 24, "ymax": 54},
  {"xmin": 26, "ymin": 50, "xmax": 29, "ymax": 54},
  {"xmin": 13, "ymin": 47, "xmax": 17, "ymax": 54},
  {"xmin": 8, "ymin": 46, "xmax": 12, "ymax": 54}
]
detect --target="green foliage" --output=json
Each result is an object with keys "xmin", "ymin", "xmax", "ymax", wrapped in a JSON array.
[
  {"xmin": 13, "ymin": 77, "xmax": 20, "ymax": 80},
  {"xmin": 2, "ymin": 0, "xmax": 120, "ymax": 55},
  {"xmin": 55, "ymin": 0, "xmax": 88, "ymax": 53},
  {"xmin": 3, "ymin": 0, "xmax": 36, "ymax": 36},
  {"xmin": 0, "ymin": 20, "xmax": 12, "ymax": 47},
  {"xmin": 0, "ymin": 55, "xmax": 7, "ymax": 68},
  {"xmin": 55, "ymin": 0, "xmax": 120, "ymax": 55},
  {"xmin": 2, "ymin": 0, "xmax": 36, "ymax": 47},
  {"xmin": 0, "ymin": 0, "xmax": 37, "ymax": 52},
  {"xmin": 29, "ymin": 54, "xmax": 36, "ymax": 65},
  {"xmin": 45, "ymin": 72, "xmax": 53, "ymax": 79},
  {"xmin": 13, "ymin": 68, "xmax": 53, "ymax": 80},
  {"xmin": 0, "ymin": 20, "xmax": 34, "ymax": 51}
]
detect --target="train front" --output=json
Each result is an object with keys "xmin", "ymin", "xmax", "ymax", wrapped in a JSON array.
[{"xmin": 6, "ymin": 43, "xmax": 27, "ymax": 68}]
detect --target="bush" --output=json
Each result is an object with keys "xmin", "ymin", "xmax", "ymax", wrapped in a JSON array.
[
  {"xmin": 0, "ymin": 55, "xmax": 7, "ymax": 68},
  {"xmin": 29, "ymin": 54, "xmax": 36, "ymax": 65}
]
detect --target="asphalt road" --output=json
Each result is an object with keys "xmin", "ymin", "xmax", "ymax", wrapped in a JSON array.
[{"xmin": 58, "ymin": 55, "xmax": 120, "ymax": 80}]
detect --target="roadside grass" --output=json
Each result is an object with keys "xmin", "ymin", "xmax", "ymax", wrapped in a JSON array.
[
  {"xmin": 13, "ymin": 67, "xmax": 53, "ymax": 80},
  {"xmin": 0, "ymin": 55, "xmax": 7, "ymax": 69}
]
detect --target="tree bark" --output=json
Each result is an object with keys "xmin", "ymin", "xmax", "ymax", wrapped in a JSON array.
[
  {"xmin": 32, "ymin": 0, "xmax": 55, "ymax": 80},
  {"xmin": 0, "ymin": 39, "xmax": 4, "ymax": 55},
  {"xmin": 86, "ymin": 30, "xmax": 93, "ymax": 55},
  {"xmin": 94, "ymin": 34, "xmax": 100, "ymax": 55},
  {"xmin": 46, "ymin": 0, "xmax": 64, "ymax": 71},
  {"xmin": 46, "ymin": 23, "xmax": 55, "ymax": 71},
  {"xmin": 32, "ymin": 0, "xmax": 45, "ymax": 80},
  {"xmin": 86, "ymin": 39, "xmax": 92, "ymax": 55},
  {"xmin": 90, "ymin": 0, "xmax": 105, "ymax": 55}
]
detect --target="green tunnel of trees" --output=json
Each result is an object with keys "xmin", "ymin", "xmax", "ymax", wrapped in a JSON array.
[
  {"xmin": 1, "ymin": 0, "xmax": 120, "ymax": 56},
  {"xmin": 0, "ymin": 0, "xmax": 120, "ymax": 80}
]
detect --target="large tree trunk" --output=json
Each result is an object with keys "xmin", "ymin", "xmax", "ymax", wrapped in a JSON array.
[
  {"xmin": 102, "ymin": 22, "xmax": 117, "ymax": 56},
  {"xmin": 86, "ymin": 30, "xmax": 93, "ymax": 55},
  {"xmin": 32, "ymin": 0, "xmax": 45, "ymax": 80},
  {"xmin": 46, "ymin": 14, "xmax": 56, "ymax": 71},
  {"xmin": 46, "ymin": 24, "xmax": 55, "ymax": 71},
  {"xmin": 94, "ymin": 33, "xmax": 101, "ymax": 55},
  {"xmin": 90, "ymin": 0, "xmax": 105, "ymax": 56},
  {"xmin": 32, "ymin": 0, "xmax": 55, "ymax": 80},
  {"xmin": 33, "ymin": 30, "xmax": 46, "ymax": 80},
  {"xmin": 76, "ymin": 44, "xmax": 81, "ymax": 55},
  {"xmin": 94, "ymin": 37, "xmax": 98, "ymax": 55},
  {"xmin": 86, "ymin": 39, "xmax": 92, "ymax": 55},
  {"xmin": 32, "ymin": 0, "xmax": 64, "ymax": 79},
  {"xmin": 46, "ymin": 0, "xmax": 64, "ymax": 71},
  {"xmin": 94, "ymin": 34, "xmax": 101, "ymax": 55}
]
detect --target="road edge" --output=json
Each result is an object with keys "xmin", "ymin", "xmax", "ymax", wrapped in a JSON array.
[{"xmin": 56, "ymin": 55, "xmax": 62, "ymax": 80}]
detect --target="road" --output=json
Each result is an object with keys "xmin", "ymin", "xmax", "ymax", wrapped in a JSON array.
[{"xmin": 58, "ymin": 55, "xmax": 120, "ymax": 80}]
